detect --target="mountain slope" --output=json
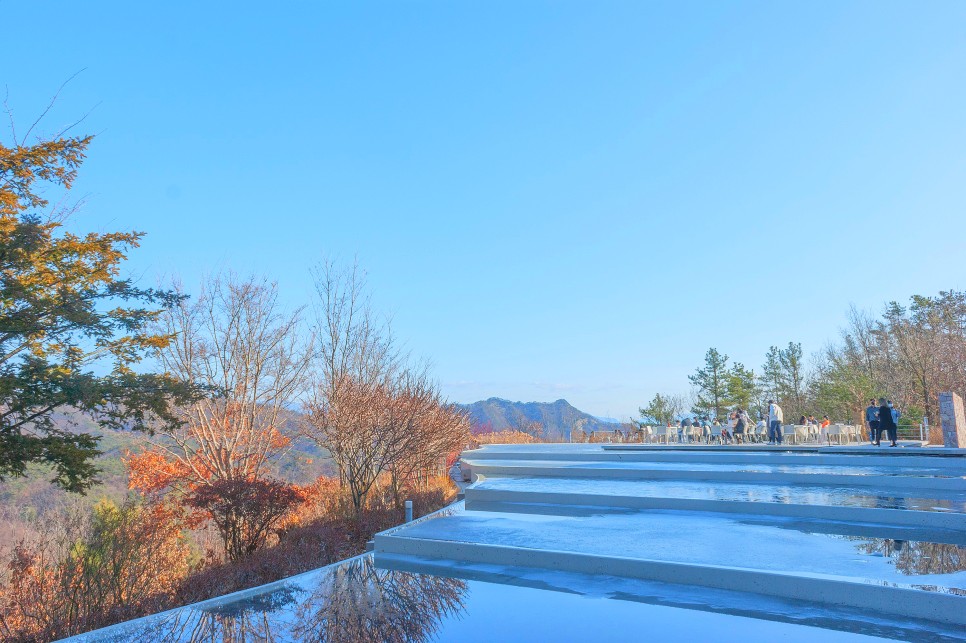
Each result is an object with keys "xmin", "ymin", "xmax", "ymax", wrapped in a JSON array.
[{"xmin": 458, "ymin": 398, "xmax": 623, "ymax": 441}]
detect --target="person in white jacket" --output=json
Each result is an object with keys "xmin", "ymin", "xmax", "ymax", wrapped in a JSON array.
[{"xmin": 768, "ymin": 400, "xmax": 784, "ymax": 445}]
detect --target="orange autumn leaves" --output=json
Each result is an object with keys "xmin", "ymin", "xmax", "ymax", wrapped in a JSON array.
[
  {"xmin": 124, "ymin": 415, "xmax": 291, "ymax": 495},
  {"xmin": 124, "ymin": 407, "xmax": 300, "ymax": 542}
]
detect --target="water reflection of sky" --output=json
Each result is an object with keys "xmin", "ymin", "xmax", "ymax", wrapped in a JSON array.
[
  {"xmin": 66, "ymin": 554, "xmax": 966, "ymax": 643},
  {"xmin": 477, "ymin": 477, "xmax": 966, "ymax": 513}
]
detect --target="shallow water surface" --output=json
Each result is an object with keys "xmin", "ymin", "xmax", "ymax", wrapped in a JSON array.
[{"xmin": 67, "ymin": 553, "xmax": 964, "ymax": 643}]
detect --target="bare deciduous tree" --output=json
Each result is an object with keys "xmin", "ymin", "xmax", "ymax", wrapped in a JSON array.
[
  {"xmin": 127, "ymin": 274, "xmax": 313, "ymax": 561},
  {"xmin": 145, "ymin": 274, "xmax": 313, "ymax": 487},
  {"xmin": 383, "ymin": 371, "xmax": 470, "ymax": 505},
  {"xmin": 303, "ymin": 261, "xmax": 469, "ymax": 514},
  {"xmin": 303, "ymin": 261, "xmax": 400, "ymax": 513}
]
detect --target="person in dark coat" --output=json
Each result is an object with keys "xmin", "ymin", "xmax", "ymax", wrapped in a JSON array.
[{"xmin": 877, "ymin": 397, "xmax": 898, "ymax": 447}]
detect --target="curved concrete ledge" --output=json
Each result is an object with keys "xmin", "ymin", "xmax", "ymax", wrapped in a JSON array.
[
  {"xmin": 464, "ymin": 462, "xmax": 965, "ymax": 491},
  {"xmin": 462, "ymin": 488, "xmax": 966, "ymax": 543},
  {"xmin": 373, "ymin": 535, "xmax": 966, "ymax": 626}
]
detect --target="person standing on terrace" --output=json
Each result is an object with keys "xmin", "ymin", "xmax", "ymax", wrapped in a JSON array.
[
  {"xmin": 768, "ymin": 400, "xmax": 784, "ymax": 445},
  {"xmin": 889, "ymin": 400, "xmax": 900, "ymax": 429},
  {"xmin": 733, "ymin": 408, "xmax": 748, "ymax": 444},
  {"xmin": 865, "ymin": 399, "xmax": 880, "ymax": 445},
  {"xmin": 877, "ymin": 397, "xmax": 898, "ymax": 447}
]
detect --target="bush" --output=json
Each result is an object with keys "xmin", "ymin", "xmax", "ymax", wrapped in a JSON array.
[
  {"xmin": 0, "ymin": 498, "xmax": 192, "ymax": 642},
  {"xmin": 177, "ymin": 475, "xmax": 457, "ymax": 604},
  {"xmin": 0, "ymin": 474, "xmax": 459, "ymax": 641},
  {"xmin": 186, "ymin": 477, "xmax": 305, "ymax": 562},
  {"xmin": 472, "ymin": 430, "xmax": 537, "ymax": 446}
]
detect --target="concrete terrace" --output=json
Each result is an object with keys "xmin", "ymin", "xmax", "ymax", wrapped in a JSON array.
[
  {"xmin": 68, "ymin": 442, "xmax": 966, "ymax": 642},
  {"xmin": 375, "ymin": 443, "xmax": 966, "ymax": 633}
]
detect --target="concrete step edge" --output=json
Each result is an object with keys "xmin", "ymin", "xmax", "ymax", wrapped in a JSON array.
[{"xmin": 374, "ymin": 534, "xmax": 965, "ymax": 626}]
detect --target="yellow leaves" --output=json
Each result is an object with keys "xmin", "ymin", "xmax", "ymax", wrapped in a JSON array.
[
  {"xmin": 141, "ymin": 334, "xmax": 174, "ymax": 350},
  {"xmin": 0, "ymin": 136, "xmax": 93, "ymax": 215}
]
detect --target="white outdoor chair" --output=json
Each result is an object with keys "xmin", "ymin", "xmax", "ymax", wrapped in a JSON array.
[
  {"xmin": 838, "ymin": 425, "xmax": 852, "ymax": 444},
  {"xmin": 752, "ymin": 423, "xmax": 767, "ymax": 443},
  {"xmin": 827, "ymin": 424, "xmax": 844, "ymax": 445},
  {"xmin": 817, "ymin": 425, "xmax": 829, "ymax": 444},
  {"xmin": 751, "ymin": 424, "xmax": 764, "ymax": 443},
  {"xmin": 782, "ymin": 425, "xmax": 798, "ymax": 445},
  {"xmin": 709, "ymin": 425, "xmax": 723, "ymax": 444},
  {"xmin": 743, "ymin": 425, "xmax": 755, "ymax": 443},
  {"xmin": 808, "ymin": 425, "xmax": 821, "ymax": 443},
  {"xmin": 845, "ymin": 425, "xmax": 859, "ymax": 444},
  {"xmin": 842, "ymin": 424, "xmax": 854, "ymax": 444}
]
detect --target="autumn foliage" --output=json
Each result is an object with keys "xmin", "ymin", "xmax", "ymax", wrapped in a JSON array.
[
  {"xmin": 473, "ymin": 430, "xmax": 537, "ymax": 445},
  {"xmin": 0, "ymin": 498, "xmax": 192, "ymax": 642},
  {"xmin": 0, "ymin": 471, "xmax": 459, "ymax": 643},
  {"xmin": 1, "ymin": 135, "xmax": 468, "ymax": 641},
  {"xmin": 186, "ymin": 477, "xmax": 305, "ymax": 561}
]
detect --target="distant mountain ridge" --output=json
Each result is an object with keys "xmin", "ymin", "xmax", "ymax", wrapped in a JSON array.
[{"xmin": 458, "ymin": 398, "xmax": 626, "ymax": 441}]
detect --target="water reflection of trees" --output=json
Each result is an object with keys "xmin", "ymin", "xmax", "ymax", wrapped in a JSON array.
[
  {"xmin": 115, "ymin": 585, "xmax": 301, "ymax": 642},
  {"xmin": 116, "ymin": 557, "xmax": 467, "ymax": 642},
  {"xmin": 292, "ymin": 555, "xmax": 468, "ymax": 643},
  {"xmin": 855, "ymin": 539, "xmax": 965, "ymax": 576}
]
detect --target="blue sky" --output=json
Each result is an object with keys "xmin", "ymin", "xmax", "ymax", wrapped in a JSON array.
[{"xmin": 4, "ymin": 2, "xmax": 965, "ymax": 420}]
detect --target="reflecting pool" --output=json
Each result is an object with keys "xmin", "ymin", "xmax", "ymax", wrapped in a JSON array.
[{"xmin": 68, "ymin": 553, "xmax": 965, "ymax": 643}]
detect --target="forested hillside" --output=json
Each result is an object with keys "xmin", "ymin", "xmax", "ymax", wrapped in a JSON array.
[{"xmin": 459, "ymin": 398, "xmax": 625, "ymax": 440}]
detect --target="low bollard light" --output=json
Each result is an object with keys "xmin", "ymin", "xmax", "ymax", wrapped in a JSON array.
[{"xmin": 405, "ymin": 500, "xmax": 413, "ymax": 523}]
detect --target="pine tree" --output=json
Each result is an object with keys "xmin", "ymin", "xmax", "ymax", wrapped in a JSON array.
[
  {"xmin": 727, "ymin": 362, "xmax": 760, "ymax": 414},
  {"xmin": 1, "ymin": 133, "xmax": 196, "ymax": 491},
  {"xmin": 688, "ymin": 348, "xmax": 731, "ymax": 421}
]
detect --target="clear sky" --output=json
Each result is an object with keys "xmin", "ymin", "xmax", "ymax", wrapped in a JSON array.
[{"xmin": 4, "ymin": 2, "xmax": 965, "ymax": 420}]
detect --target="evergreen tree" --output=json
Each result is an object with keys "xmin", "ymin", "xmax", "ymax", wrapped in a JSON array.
[
  {"xmin": 639, "ymin": 392, "xmax": 684, "ymax": 426},
  {"xmin": 761, "ymin": 346, "xmax": 783, "ymax": 402},
  {"xmin": 1, "ymin": 133, "xmax": 196, "ymax": 491},
  {"xmin": 778, "ymin": 342, "xmax": 807, "ymax": 417},
  {"xmin": 726, "ymin": 362, "xmax": 760, "ymax": 414},
  {"xmin": 688, "ymin": 348, "xmax": 730, "ymax": 421},
  {"xmin": 759, "ymin": 343, "xmax": 808, "ymax": 418}
]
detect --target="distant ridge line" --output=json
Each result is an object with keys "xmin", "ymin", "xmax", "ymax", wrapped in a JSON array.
[{"xmin": 457, "ymin": 398, "xmax": 629, "ymax": 440}]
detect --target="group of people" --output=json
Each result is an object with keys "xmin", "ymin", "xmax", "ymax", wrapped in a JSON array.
[
  {"xmin": 655, "ymin": 397, "xmax": 901, "ymax": 447},
  {"xmin": 865, "ymin": 398, "xmax": 901, "ymax": 447},
  {"xmin": 762, "ymin": 401, "xmax": 828, "ymax": 444},
  {"xmin": 676, "ymin": 402, "xmax": 806, "ymax": 445},
  {"xmin": 673, "ymin": 408, "xmax": 755, "ymax": 444}
]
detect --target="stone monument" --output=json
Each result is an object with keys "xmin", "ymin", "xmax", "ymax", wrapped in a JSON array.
[{"xmin": 938, "ymin": 392, "xmax": 966, "ymax": 448}]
